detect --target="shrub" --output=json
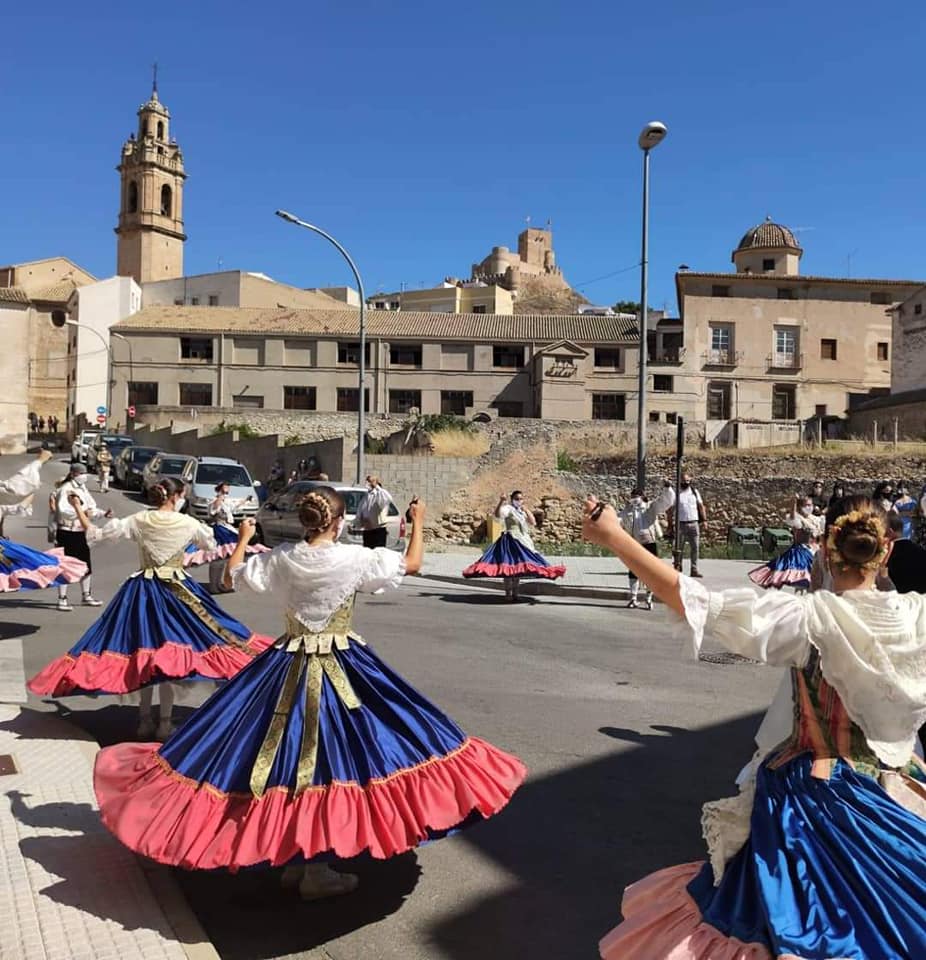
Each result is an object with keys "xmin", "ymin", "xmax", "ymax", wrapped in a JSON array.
[
  {"xmin": 556, "ymin": 450, "xmax": 579, "ymax": 472},
  {"xmin": 407, "ymin": 413, "xmax": 476, "ymax": 435},
  {"xmin": 209, "ymin": 420, "xmax": 261, "ymax": 439}
]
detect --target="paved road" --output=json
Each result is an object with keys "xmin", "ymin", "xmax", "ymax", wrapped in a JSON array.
[{"xmin": 6, "ymin": 455, "xmax": 781, "ymax": 960}]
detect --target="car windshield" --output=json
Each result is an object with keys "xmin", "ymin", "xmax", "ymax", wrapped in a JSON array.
[
  {"xmin": 132, "ymin": 448, "xmax": 158, "ymax": 463},
  {"xmin": 195, "ymin": 463, "xmax": 252, "ymax": 487},
  {"xmin": 105, "ymin": 439, "xmax": 133, "ymax": 452},
  {"xmin": 157, "ymin": 457, "xmax": 190, "ymax": 473}
]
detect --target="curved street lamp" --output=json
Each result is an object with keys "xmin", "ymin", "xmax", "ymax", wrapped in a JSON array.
[
  {"xmin": 275, "ymin": 210, "xmax": 367, "ymax": 483},
  {"xmin": 636, "ymin": 120, "xmax": 668, "ymax": 491}
]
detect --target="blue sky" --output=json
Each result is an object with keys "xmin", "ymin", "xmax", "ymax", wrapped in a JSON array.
[{"xmin": 3, "ymin": 1, "xmax": 925, "ymax": 312}]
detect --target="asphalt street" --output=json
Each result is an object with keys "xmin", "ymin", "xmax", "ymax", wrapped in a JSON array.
[{"xmin": 5, "ymin": 455, "xmax": 781, "ymax": 960}]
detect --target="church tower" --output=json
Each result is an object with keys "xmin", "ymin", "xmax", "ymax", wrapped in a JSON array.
[{"xmin": 115, "ymin": 78, "xmax": 186, "ymax": 283}]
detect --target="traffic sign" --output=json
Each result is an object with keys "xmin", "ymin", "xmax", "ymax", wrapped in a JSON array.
[
  {"xmin": 127, "ymin": 405, "xmax": 136, "ymax": 418},
  {"xmin": 96, "ymin": 414, "xmax": 107, "ymax": 424},
  {"xmin": 96, "ymin": 405, "xmax": 107, "ymax": 415}
]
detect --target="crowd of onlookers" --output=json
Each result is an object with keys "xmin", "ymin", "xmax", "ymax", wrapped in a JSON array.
[
  {"xmin": 803, "ymin": 478, "xmax": 926, "ymax": 544},
  {"xmin": 28, "ymin": 413, "xmax": 60, "ymax": 434}
]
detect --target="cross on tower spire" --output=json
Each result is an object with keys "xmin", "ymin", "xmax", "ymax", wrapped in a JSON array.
[{"xmin": 152, "ymin": 61, "xmax": 158, "ymax": 96}]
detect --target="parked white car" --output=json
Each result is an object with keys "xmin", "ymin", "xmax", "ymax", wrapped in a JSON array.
[
  {"xmin": 180, "ymin": 456, "xmax": 261, "ymax": 522},
  {"xmin": 71, "ymin": 429, "xmax": 102, "ymax": 463}
]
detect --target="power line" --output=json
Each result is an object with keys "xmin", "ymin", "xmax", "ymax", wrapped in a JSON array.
[{"xmin": 574, "ymin": 262, "xmax": 640, "ymax": 289}]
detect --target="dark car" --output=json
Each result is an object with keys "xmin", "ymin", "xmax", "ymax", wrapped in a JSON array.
[
  {"xmin": 142, "ymin": 453, "xmax": 194, "ymax": 496},
  {"xmin": 87, "ymin": 434, "xmax": 134, "ymax": 473},
  {"xmin": 113, "ymin": 445, "xmax": 162, "ymax": 490}
]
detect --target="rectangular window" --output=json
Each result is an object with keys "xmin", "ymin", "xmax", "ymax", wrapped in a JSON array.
[
  {"xmin": 471, "ymin": 304, "xmax": 487, "ymax": 314},
  {"xmin": 666, "ymin": 412, "xmax": 678, "ymax": 424},
  {"xmin": 708, "ymin": 324, "xmax": 734, "ymax": 363},
  {"xmin": 777, "ymin": 287, "xmax": 794, "ymax": 300},
  {"xmin": 190, "ymin": 297, "xmax": 200, "ymax": 306},
  {"xmin": 374, "ymin": 301, "xmax": 386, "ymax": 310},
  {"xmin": 173, "ymin": 297, "xmax": 184, "ymax": 306},
  {"xmin": 763, "ymin": 258, "xmax": 776, "ymax": 271},
  {"xmin": 180, "ymin": 336, "xmax": 213, "ymax": 361},
  {"xmin": 179, "ymin": 383, "xmax": 213, "ymax": 406},
  {"xmin": 815, "ymin": 404, "xmax": 827, "ymax": 418},
  {"xmin": 128, "ymin": 381, "xmax": 158, "ymax": 406},
  {"xmin": 774, "ymin": 328, "xmax": 797, "ymax": 366},
  {"xmin": 648, "ymin": 411, "xmax": 661, "ymax": 422},
  {"xmin": 208, "ymin": 294, "xmax": 219, "ymax": 306},
  {"xmin": 283, "ymin": 339, "xmax": 314, "ymax": 366},
  {"xmin": 441, "ymin": 344, "xmax": 471, "ymax": 371},
  {"xmin": 653, "ymin": 374, "xmax": 673, "ymax": 392},
  {"xmin": 591, "ymin": 393, "xmax": 626, "ymax": 420},
  {"xmin": 232, "ymin": 394, "xmax": 263, "ymax": 409},
  {"xmin": 711, "ymin": 284, "xmax": 730, "ymax": 298},
  {"xmin": 440, "ymin": 390, "xmax": 473, "ymax": 415},
  {"xmin": 915, "ymin": 303, "xmax": 923, "ymax": 315},
  {"xmin": 389, "ymin": 389, "xmax": 421, "ymax": 414},
  {"xmin": 336, "ymin": 387, "xmax": 369, "ymax": 412},
  {"xmin": 283, "ymin": 386, "xmax": 317, "ymax": 410},
  {"xmin": 493, "ymin": 345, "xmax": 524, "ymax": 368},
  {"xmin": 877, "ymin": 341, "xmax": 889, "ymax": 361},
  {"xmin": 772, "ymin": 384, "xmax": 796, "ymax": 420},
  {"xmin": 389, "ymin": 344, "xmax": 422, "ymax": 367},
  {"xmin": 594, "ymin": 347, "xmax": 622, "ymax": 369},
  {"xmin": 337, "ymin": 342, "xmax": 371, "ymax": 365},
  {"xmin": 707, "ymin": 381, "xmax": 731, "ymax": 419},
  {"xmin": 870, "ymin": 291, "xmax": 891, "ymax": 305},
  {"xmin": 232, "ymin": 338, "xmax": 264, "ymax": 365},
  {"xmin": 820, "ymin": 338, "xmax": 838, "ymax": 360}
]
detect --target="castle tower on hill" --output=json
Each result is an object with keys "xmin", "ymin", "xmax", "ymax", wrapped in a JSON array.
[
  {"xmin": 471, "ymin": 226, "xmax": 569, "ymax": 292},
  {"xmin": 115, "ymin": 80, "xmax": 187, "ymax": 284}
]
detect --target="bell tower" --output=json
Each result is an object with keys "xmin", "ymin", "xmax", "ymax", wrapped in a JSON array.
[{"xmin": 115, "ymin": 72, "xmax": 187, "ymax": 283}]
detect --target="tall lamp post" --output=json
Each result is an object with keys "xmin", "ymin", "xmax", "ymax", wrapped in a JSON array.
[
  {"xmin": 635, "ymin": 120, "xmax": 668, "ymax": 491},
  {"xmin": 275, "ymin": 210, "xmax": 367, "ymax": 484}
]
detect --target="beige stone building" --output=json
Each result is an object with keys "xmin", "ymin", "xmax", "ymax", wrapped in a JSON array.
[
  {"xmin": 142, "ymin": 270, "xmax": 347, "ymax": 310},
  {"xmin": 0, "ymin": 289, "xmax": 31, "ymax": 452},
  {"xmin": 115, "ymin": 84, "xmax": 186, "ymax": 284},
  {"xmin": 667, "ymin": 220, "xmax": 922, "ymax": 431},
  {"xmin": 109, "ymin": 306, "xmax": 640, "ymax": 423},
  {"xmin": 368, "ymin": 280, "xmax": 513, "ymax": 315},
  {"xmin": 471, "ymin": 226, "xmax": 569, "ymax": 292},
  {"xmin": 0, "ymin": 257, "xmax": 97, "ymax": 426}
]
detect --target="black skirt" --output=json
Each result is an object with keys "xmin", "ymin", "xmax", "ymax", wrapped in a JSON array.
[{"xmin": 56, "ymin": 529, "xmax": 91, "ymax": 573}]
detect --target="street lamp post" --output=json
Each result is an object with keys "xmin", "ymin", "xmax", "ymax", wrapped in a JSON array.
[
  {"xmin": 275, "ymin": 210, "xmax": 367, "ymax": 484},
  {"xmin": 635, "ymin": 121, "xmax": 668, "ymax": 491}
]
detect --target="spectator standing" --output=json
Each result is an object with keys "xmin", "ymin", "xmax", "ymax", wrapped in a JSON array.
[
  {"xmin": 872, "ymin": 480, "xmax": 894, "ymax": 513},
  {"xmin": 38, "ymin": 416, "xmax": 45, "ymax": 433},
  {"xmin": 663, "ymin": 471, "xmax": 706, "ymax": 577},
  {"xmin": 618, "ymin": 487, "xmax": 669, "ymax": 609},
  {"xmin": 885, "ymin": 513, "xmax": 926, "ymax": 595},
  {"xmin": 891, "ymin": 482, "xmax": 918, "ymax": 540},
  {"xmin": 809, "ymin": 480, "xmax": 827, "ymax": 516},
  {"xmin": 355, "ymin": 475, "xmax": 394, "ymax": 549},
  {"xmin": 54, "ymin": 463, "xmax": 111, "ymax": 610},
  {"xmin": 828, "ymin": 479, "xmax": 847, "ymax": 509},
  {"xmin": 96, "ymin": 443, "xmax": 113, "ymax": 493}
]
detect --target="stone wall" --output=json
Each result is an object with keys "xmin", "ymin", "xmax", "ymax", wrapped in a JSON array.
[
  {"xmin": 847, "ymin": 392, "xmax": 926, "ymax": 441},
  {"xmin": 363, "ymin": 454, "xmax": 477, "ymax": 512}
]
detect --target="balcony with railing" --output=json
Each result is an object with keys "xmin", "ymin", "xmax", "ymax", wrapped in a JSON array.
[
  {"xmin": 648, "ymin": 347, "xmax": 686, "ymax": 365},
  {"xmin": 701, "ymin": 349, "xmax": 742, "ymax": 368},
  {"xmin": 766, "ymin": 352, "xmax": 803, "ymax": 371}
]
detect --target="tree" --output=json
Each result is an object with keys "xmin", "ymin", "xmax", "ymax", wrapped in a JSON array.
[{"xmin": 613, "ymin": 300, "xmax": 640, "ymax": 315}]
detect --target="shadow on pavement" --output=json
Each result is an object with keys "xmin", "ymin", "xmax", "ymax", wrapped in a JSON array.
[
  {"xmin": 0, "ymin": 620, "xmax": 40, "ymax": 640},
  {"xmin": 428, "ymin": 713, "xmax": 763, "ymax": 960},
  {"xmin": 173, "ymin": 853, "xmax": 422, "ymax": 959}
]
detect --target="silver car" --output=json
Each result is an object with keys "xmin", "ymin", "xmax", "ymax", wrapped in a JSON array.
[
  {"xmin": 180, "ymin": 456, "xmax": 261, "ymax": 521},
  {"xmin": 255, "ymin": 481, "xmax": 406, "ymax": 550},
  {"xmin": 142, "ymin": 453, "xmax": 195, "ymax": 496}
]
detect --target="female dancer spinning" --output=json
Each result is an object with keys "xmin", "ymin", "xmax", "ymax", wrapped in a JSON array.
[
  {"xmin": 584, "ymin": 494, "xmax": 926, "ymax": 960},
  {"xmin": 93, "ymin": 489, "xmax": 526, "ymax": 900},
  {"xmin": 463, "ymin": 490, "xmax": 565, "ymax": 601},
  {"xmin": 29, "ymin": 479, "xmax": 271, "ymax": 738},
  {"xmin": 748, "ymin": 492, "xmax": 824, "ymax": 592},
  {"xmin": 0, "ymin": 450, "xmax": 88, "ymax": 592}
]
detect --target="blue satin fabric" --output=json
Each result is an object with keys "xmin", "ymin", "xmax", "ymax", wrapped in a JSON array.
[
  {"xmin": 159, "ymin": 640, "xmax": 467, "ymax": 792},
  {"xmin": 688, "ymin": 755, "xmax": 926, "ymax": 959},
  {"xmin": 62, "ymin": 575, "xmax": 251, "ymax": 659},
  {"xmin": 470, "ymin": 532, "xmax": 556, "ymax": 574},
  {"xmin": 766, "ymin": 543, "xmax": 814, "ymax": 574},
  {"xmin": 0, "ymin": 537, "xmax": 76, "ymax": 587}
]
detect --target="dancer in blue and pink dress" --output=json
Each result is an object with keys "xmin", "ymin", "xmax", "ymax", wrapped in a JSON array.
[
  {"xmin": 463, "ymin": 490, "xmax": 565, "ymax": 601},
  {"xmin": 93, "ymin": 489, "xmax": 525, "ymax": 901},
  {"xmin": 748, "ymin": 493, "xmax": 823, "ymax": 592}
]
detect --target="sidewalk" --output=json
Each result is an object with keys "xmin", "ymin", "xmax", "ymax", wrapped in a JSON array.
[
  {"xmin": 0, "ymin": 702, "xmax": 218, "ymax": 960},
  {"xmin": 421, "ymin": 550, "xmax": 758, "ymax": 599}
]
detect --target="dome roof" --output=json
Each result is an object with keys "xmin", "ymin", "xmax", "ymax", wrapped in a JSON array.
[
  {"xmin": 138, "ymin": 90, "xmax": 169, "ymax": 117},
  {"xmin": 735, "ymin": 217, "xmax": 801, "ymax": 253}
]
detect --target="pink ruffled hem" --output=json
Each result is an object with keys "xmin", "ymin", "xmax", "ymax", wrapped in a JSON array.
[
  {"xmin": 747, "ymin": 566, "xmax": 810, "ymax": 588},
  {"xmin": 27, "ymin": 633, "xmax": 274, "ymax": 696},
  {"xmin": 183, "ymin": 542, "xmax": 269, "ymax": 567},
  {"xmin": 462, "ymin": 561, "xmax": 566, "ymax": 580},
  {"xmin": 0, "ymin": 550, "xmax": 88, "ymax": 592},
  {"xmin": 94, "ymin": 736, "xmax": 527, "ymax": 870},
  {"xmin": 599, "ymin": 862, "xmax": 772, "ymax": 959}
]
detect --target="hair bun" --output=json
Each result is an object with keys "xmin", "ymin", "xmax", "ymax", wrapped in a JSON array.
[
  {"xmin": 297, "ymin": 492, "xmax": 333, "ymax": 534},
  {"xmin": 827, "ymin": 508, "xmax": 887, "ymax": 572}
]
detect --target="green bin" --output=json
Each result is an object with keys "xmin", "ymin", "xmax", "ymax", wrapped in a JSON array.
[
  {"xmin": 761, "ymin": 526, "xmax": 792, "ymax": 556},
  {"xmin": 727, "ymin": 526, "xmax": 763, "ymax": 560}
]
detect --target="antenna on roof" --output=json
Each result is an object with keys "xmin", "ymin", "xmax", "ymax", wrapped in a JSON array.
[{"xmin": 152, "ymin": 61, "xmax": 159, "ymax": 95}]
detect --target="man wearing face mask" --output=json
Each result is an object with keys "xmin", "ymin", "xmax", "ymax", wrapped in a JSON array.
[
  {"xmin": 662, "ymin": 471, "xmax": 706, "ymax": 577},
  {"xmin": 54, "ymin": 463, "xmax": 112, "ymax": 611},
  {"xmin": 618, "ymin": 487, "xmax": 665, "ymax": 609},
  {"xmin": 356, "ymin": 475, "xmax": 395, "ymax": 549}
]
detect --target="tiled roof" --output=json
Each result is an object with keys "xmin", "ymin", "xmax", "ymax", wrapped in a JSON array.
[
  {"xmin": 735, "ymin": 218, "xmax": 801, "ymax": 252},
  {"xmin": 113, "ymin": 306, "xmax": 640, "ymax": 342},
  {"xmin": 0, "ymin": 287, "xmax": 30, "ymax": 305},
  {"xmin": 29, "ymin": 279, "xmax": 79, "ymax": 302},
  {"xmin": 676, "ymin": 272, "xmax": 924, "ymax": 288}
]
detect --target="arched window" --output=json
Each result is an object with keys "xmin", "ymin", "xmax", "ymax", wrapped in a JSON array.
[
  {"xmin": 157, "ymin": 120, "xmax": 164, "ymax": 140},
  {"xmin": 127, "ymin": 181, "xmax": 138, "ymax": 214},
  {"xmin": 160, "ymin": 184, "xmax": 172, "ymax": 217}
]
